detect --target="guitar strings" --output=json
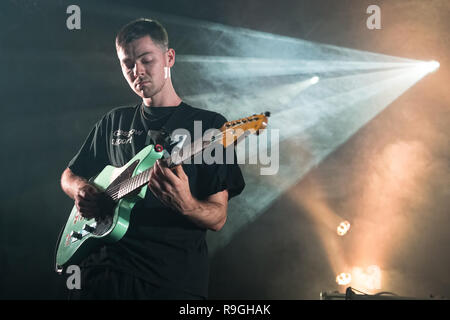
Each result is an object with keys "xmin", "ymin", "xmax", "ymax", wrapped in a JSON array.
[
  {"xmin": 105, "ymin": 130, "xmax": 228, "ymax": 200},
  {"xmin": 105, "ymin": 126, "xmax": 256, "ymax": 200}
]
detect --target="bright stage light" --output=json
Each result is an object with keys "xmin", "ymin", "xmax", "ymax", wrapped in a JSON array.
[
  {"xmin": 336, "ymin": 273, "xmax": 352, "ymax": 285},
  {"xmin": 428, "ymin": 60, "xmax": 440, "ymax": 72},
  {"xmin": 310, "ymin": 76, "xmax": 320, "ymax": 84},
  {"xmin": 336, "ymin": 265, "xmax": 381, "ymax": 291},
  {"xmin": 415, "ymin": 60, "xmax": 440, "ymax": 74},
  {"xmin": 337, "ymin": 221, "xmax": 351, "ymax": 236},
  {"xmin": 351, "ymin": 265, "xmax": 382, "ymax": 291}
]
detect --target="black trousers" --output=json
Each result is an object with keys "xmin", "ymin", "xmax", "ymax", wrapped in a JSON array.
[{"xmin": 67, "ymin": 267, "xmax": 206, "ymax": 300}]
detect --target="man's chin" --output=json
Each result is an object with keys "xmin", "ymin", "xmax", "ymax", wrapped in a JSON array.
[{"xmin": 136, "ymin": 87, "xmax": 155, "ymax": 99}]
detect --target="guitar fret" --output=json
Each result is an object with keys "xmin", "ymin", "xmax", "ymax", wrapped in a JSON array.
[
  {"xmin": 137, "ymin": 173, "xmax": 142, "ymax": 188},
  {"xmin": 142, "ymin": 170, "xmax": 147, "ymax": 185},
  {"xmin": 146, "ymin": 168, "xmax": 151, "ymax": 184},
  {"xmin": 136, "ymin": 173, "xmax": 140, "ymax": 189},
  {"xmin": 131, "ymin": 176, "xmax": 136, "ymax": 193}
]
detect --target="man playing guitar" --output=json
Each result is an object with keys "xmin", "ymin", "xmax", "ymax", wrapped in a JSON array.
[{"xmin": 60, "ymin": 18, "xmax": 245, "ymax": 299}]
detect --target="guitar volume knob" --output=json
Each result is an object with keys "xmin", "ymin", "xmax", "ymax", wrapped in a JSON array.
[{"xmin": 70, "ymin": 231, "xmax": 83, "ymax": 239}]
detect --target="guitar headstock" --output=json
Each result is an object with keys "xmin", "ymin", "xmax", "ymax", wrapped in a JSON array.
[{"xmin": 218, "ymin": 111, "xmax": 270, "ymax": 148}]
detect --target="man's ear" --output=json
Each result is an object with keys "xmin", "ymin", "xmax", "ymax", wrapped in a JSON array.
[{"xmin": 166, "ymin": 48, "xmax": 176, "ymax": 68}]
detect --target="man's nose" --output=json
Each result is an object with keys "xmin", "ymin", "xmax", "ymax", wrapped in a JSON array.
[{"xmin": 133, "ymin": 62, "xmax": 145, "ymax": 78}]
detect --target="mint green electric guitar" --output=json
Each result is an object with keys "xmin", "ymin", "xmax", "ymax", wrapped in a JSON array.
[{"xmin": 55, "ymin": 112, "xmax": 270, "ymax": 273}]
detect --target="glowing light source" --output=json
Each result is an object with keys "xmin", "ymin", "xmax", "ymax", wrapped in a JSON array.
[
  {"xmin": 336, "ymin": 273, "xmax": 352, "ymax": 285},
  {"xmin": 337, "ymin": 221, "xmax": 351, "ymax": 236},
  {"xmin": 415, "ymin": 60, "xmax": 440, "ymax": 74},
  {"xmin": 427, "ymin": 60, "xmax": 440, "ymax": 72},
  {"xmin": 336, "ymin": 265, "xmax": 382, "ymax": 291},
  {"xmin": 310, "ymin": 76, "xmax": 320, "ymax": 84},
  {"xmin": 351, "ymin": 265, "xmax": 381, "ymax": 291}
]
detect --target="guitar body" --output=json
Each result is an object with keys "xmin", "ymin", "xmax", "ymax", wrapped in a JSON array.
[{"xmin": 55, "ymin": 144, "xmax": 163, "ymax": 273}]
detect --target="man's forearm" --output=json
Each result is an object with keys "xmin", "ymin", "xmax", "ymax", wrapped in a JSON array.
[
  {"xmin": 182, "ymin": 191, "xmax": 228, "ymax": 232},
  {"xmin": 60, "ymin": 167, "xmax": 89, "ymax": 200},
  {"xmin": 61, "ymin": 167, "xmax": 114, "ymax": 219},
  {"xmin": 148, "ymin": 162, "xmax": 229, "ymax": 231}
]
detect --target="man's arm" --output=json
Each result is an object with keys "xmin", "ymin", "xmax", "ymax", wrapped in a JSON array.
[
  {"xmin": 148, "ymin": 160, "xmax": 228, "ymax": 231},
  {"xmin": 182, "ymin": 189, "xmax": 228, "ymax": 232},
  {"xmin": 61, "ymin": 167, "xmax": 113, "ymax": 220},
  {"xmin": 61, "ymin": 167, "xmax": 91, "ymax": 200}
]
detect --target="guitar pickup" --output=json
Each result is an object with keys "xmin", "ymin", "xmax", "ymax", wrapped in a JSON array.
[{"xmin": 82, "ymin": 223, "xmax": 96, "ymax": 233}]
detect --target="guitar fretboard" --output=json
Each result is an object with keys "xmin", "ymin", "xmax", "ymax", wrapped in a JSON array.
[{"xmin": 104, "ymin": 136, "xmax": 216, "ymax": 201}]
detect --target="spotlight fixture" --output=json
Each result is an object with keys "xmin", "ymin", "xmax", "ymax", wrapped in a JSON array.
[
  {"xmin": 336, "ymin": 272, "xmax": 352, "ymax": 285},
  {"xmin": 337, "ymin": 220, "xmax": 351, "ymax": 236},
  {"xmin": 352, "ymin": 265, "xmax": 382, "ymax": 291}
]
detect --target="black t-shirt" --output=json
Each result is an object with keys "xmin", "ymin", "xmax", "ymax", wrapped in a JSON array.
[{"xmin": 67, "ymin": 101, "xmax": 245, "ymax": 297}]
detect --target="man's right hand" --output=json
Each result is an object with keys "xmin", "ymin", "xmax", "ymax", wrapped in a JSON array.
[
  {"xmin": 74, "ymin": 184, "xmax": 100, "ymax": 219},
  {"xmin": 61, "ymin": 168, "xmax": 116, "ymax": 220},
  {"xmin": 74, "ymin": 184, "xmax": 115, "ymax": 220}
]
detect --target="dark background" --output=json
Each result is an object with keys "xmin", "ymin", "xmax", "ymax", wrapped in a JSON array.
[{"xmin": 0, "ymin": 0, "xmax": 448, "ymax": 299}]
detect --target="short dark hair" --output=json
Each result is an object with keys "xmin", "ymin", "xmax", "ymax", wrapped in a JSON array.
[{"xmin": 115, "ymin": 18, "xmax": 169, "ymax": 51}]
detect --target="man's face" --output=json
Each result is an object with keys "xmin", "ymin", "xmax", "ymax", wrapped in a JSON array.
[{"xmin": 117, "ymin": 35, "xmax": 171, "ymax": 100}]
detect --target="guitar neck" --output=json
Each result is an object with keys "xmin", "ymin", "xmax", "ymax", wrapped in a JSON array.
[
  {"xmin": 105, "ymin": 168, "xmax": 150, "ymax": 201},
  {"xmin": 104, "ymin": 136, "xmax": 218, "ymax": 201}
]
